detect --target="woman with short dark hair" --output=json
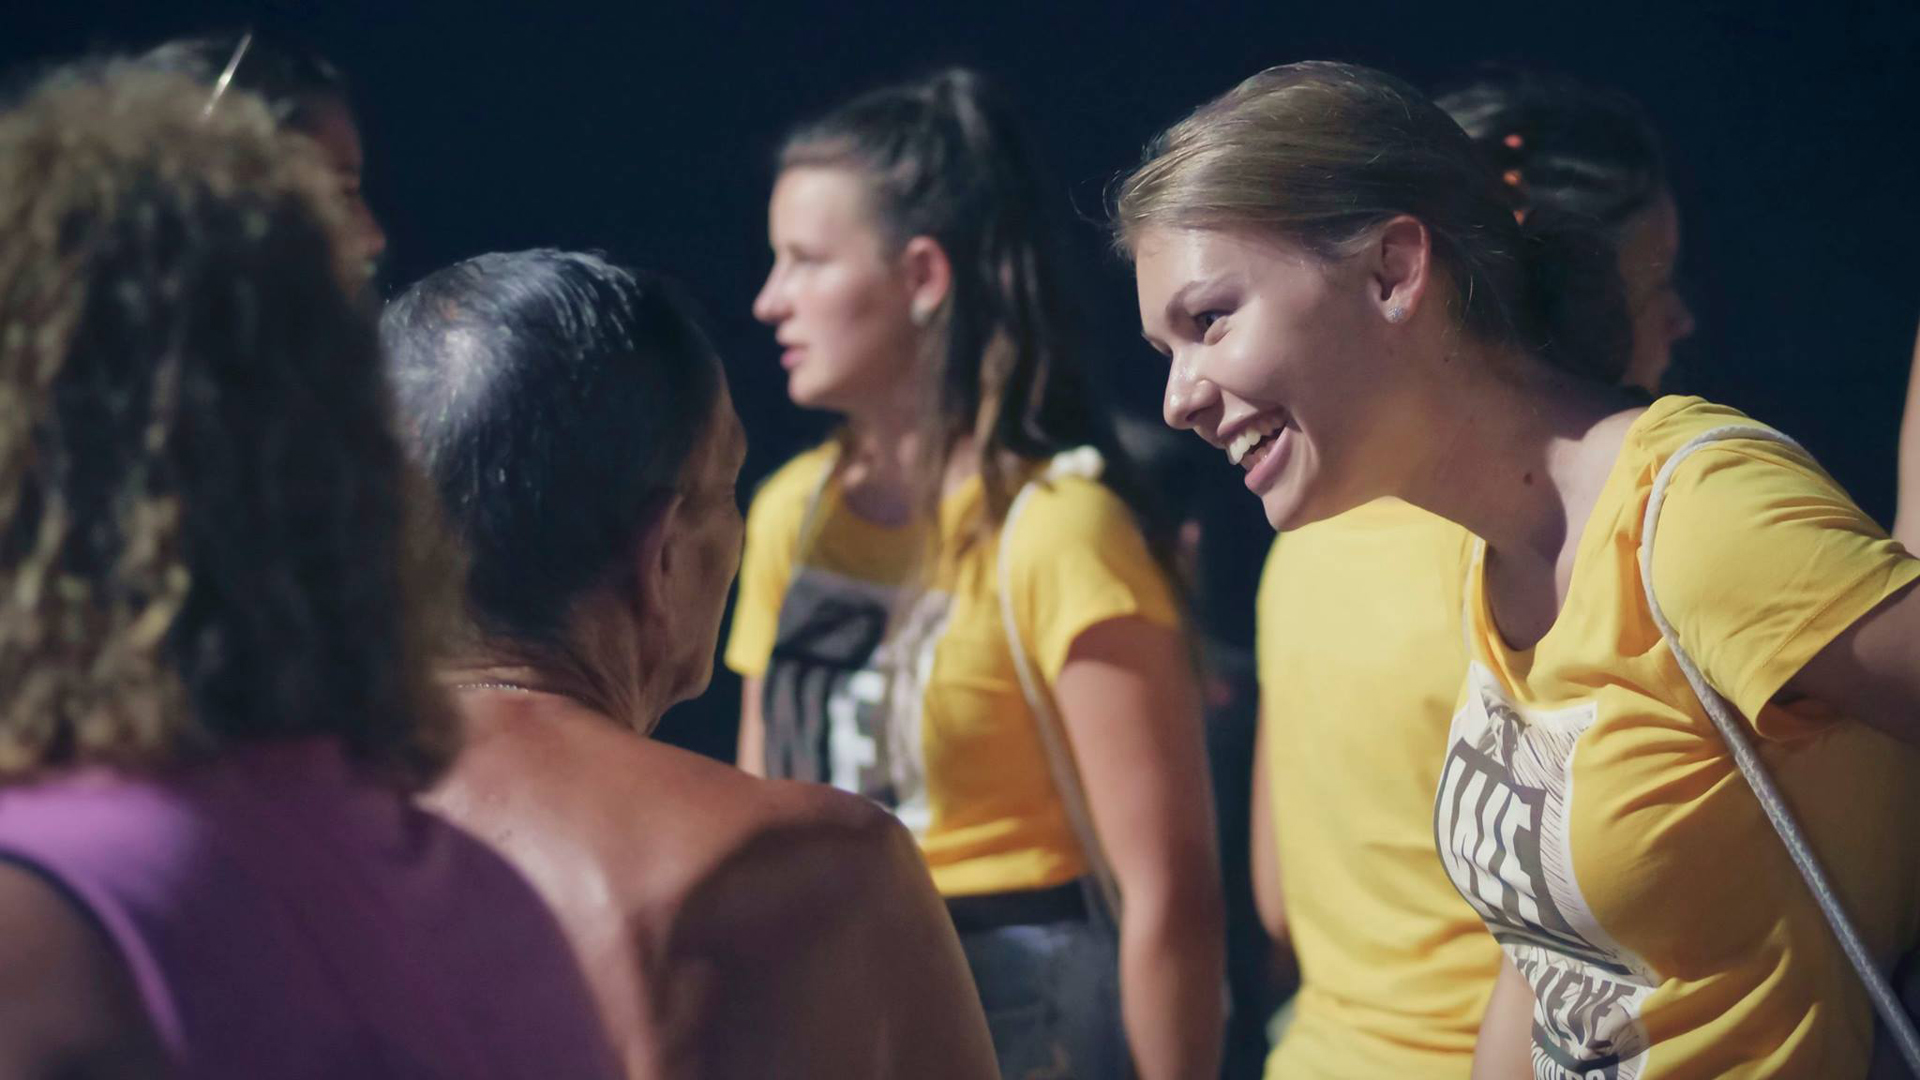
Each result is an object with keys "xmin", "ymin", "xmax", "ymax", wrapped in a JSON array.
[{"xmin": 387, "ymin": 248, "xmax": 996, "ymax": 1080}]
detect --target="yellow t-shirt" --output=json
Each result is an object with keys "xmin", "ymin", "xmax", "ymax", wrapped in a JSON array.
[
  {"xmin": 1257, "ymin": 499, "xmax": 1503, "ymax": 1079},
  {"xmin": 1436, "ymin": 396, "xmax": 1920, "ymax": 1079},
  {"xmin": 725, "ymin": 443, "xmax": 1180, "ymax": 897}
]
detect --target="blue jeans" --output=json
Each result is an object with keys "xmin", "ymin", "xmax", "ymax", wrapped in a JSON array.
[{"xmin": 960, "ymin": 910, "xmax": 1131, "ymax": 1079}]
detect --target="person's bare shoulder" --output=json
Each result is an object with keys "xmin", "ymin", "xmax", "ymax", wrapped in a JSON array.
[
  {"xmin": 580, "ymin": 733, "xmax": 920, "ymax": 935},
  {"xmin": 438, "ymin": 711, "xmax": 995, "ymax": 1078},
  {"xmin": 443, "ymin": 708, "xmax": 920, "ymax": 931},
  {"xmin": 0, "ymin": 862, "xmax": 168, "ymax": 1079},
  {"xmin": 671, "ymin": 765, "xmax": 923, "ymax": 939},
  {"xmin": 594, "ymin": 744, "xmax": 996, "ymax": 1080}
]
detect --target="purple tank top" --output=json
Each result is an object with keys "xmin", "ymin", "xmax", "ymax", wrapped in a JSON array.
[{"xmin": 0, "ymin": 739, "xmax": 618, "ymax": 1079}]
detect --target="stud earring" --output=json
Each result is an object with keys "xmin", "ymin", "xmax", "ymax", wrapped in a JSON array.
[{"xmin": 1386, "ymin": 303, "xmax": 1407, "ymax": 324}]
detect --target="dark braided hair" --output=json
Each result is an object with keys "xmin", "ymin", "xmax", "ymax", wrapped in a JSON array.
[{"xmin": 1438, "ymin": 70, "xmax": 1667, "ymax": 236}]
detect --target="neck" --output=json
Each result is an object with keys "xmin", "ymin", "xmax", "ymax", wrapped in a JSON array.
[
  {"xmin": 442, "ymin": 615, "xmax": 672, "ymax": 736},
  {"xmin": 845, "ymin": 410, "xmax": 926, "ymax": 490},
  {"xmin": 841, "ymin": 410, "xmax": 979, "ymax": 519},
  {"xmin": 444, "ymin": 662, "xmax": 567, "ymax": 698},
  {"xmin": 1394, "ymin": 347, "xmax": 1629, "ymax": 566}
]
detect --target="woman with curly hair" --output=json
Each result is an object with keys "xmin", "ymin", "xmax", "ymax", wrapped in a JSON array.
[{"xmin": 0, "ymin": 63, "xmax": 616, "ymax": 1079}]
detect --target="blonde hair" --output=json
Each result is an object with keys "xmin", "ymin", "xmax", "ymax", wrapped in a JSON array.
[
  {"xmin": 1114, "ymin": 61, "xmax": 1629, "ymax": 382},
  {"xmin": 0, "ymin": 62, "xmax": 454, "ymax": 785}
]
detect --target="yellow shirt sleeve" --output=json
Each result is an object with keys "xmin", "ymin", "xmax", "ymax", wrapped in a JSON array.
[
  {"xmin": 722, "ymin": 451, "xmax": 826, "ymax": 679},
  {"xmin": 1648, "ymin": 438, "xmax": 1920, "ymax": 733},
  {"xmin": 1004, "ymin": 477, "xmax": 1180, "ymax": 684}
]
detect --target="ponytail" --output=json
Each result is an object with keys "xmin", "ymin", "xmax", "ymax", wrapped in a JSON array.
[
  {"xmin": 776, "ymin": 68, "xmax": 1185, "ymax": 612},
  {"xmin": 777, "ymin": 68, "xmax": 1110, "ymax": 526}
]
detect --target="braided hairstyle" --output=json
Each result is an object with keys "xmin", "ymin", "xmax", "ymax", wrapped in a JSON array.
[
  {"xmin": 1439, "ymin": 70, "xmax": 1682, "ymax": 390},
  {"xmin": 1438, "ymin": 70, "xmax": 1667, "ymax": 235}
]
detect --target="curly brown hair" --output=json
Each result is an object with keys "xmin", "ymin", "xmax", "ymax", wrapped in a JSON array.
[{"xmin": 0, "ymin": 62, "xmax": 454, "ymax": 786}]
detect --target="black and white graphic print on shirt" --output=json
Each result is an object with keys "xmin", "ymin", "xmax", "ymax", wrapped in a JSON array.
[
  {"xmin": 760, "ymin": 566, "xmax": 951, "ymax": 837},
  {"xmin": 1434, "ymin": 661, "xmax": 1658, "ymax": 1080}
]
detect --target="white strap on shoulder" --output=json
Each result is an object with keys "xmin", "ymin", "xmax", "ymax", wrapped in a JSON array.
[
  {"xmin": 997, "ymin": 448, "xmax": 1124, "ymax": 919},
  {"xmin": 1639, "ymin": 423, "xmax": 1920, "ymax": 1074}
]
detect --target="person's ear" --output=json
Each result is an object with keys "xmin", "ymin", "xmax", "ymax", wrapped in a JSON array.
[
  {"xmin": 1370, "ymin": 215, "xmax": 1433, "ymax": 327},
  {"xmin": 900, "ymin": 235, "xmax": 953, "ymax": 328},
  {"xmin": 632, "ymin": 491, "xmax": 685, "ymax": 615}
]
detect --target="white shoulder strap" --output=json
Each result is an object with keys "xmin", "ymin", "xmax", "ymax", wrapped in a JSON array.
[
  {"xmin": 997, "ymin": 448, "xmax": 1124, "ymax": 919},
  {"xmin": 1639, "ymin": 423, "xmax": 1920, "ymax": 1074}
]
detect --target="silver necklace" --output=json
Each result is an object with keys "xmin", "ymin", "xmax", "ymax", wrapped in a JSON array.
[{"xmin": 448, "ymin": 679, "xmax": 601, "ymax": 716}]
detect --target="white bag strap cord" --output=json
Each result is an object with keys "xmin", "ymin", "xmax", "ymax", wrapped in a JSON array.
[
  {"xmin": 1639, "ymin": 423, "xmax": 1920, "ymax": 1075},
  {"xmin": 998, "ymin": 447, "xmax": 1124, "ymax": 920}
]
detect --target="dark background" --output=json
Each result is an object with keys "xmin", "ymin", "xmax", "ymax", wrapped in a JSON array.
[{"xmin": 8, "ymin": 0, "xmax": 1918, "ymax": 762}]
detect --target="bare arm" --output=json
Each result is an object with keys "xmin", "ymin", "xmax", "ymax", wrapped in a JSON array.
[
  {"xmin": 737, "ymin": 677, "xmax": 766, "ymax": 776},
  {"xmin": 1057, "ymin": 617, "xmax": 1225, "ymax": 1080},
  {"xmin": 1249, "ymin": 708, "xmax": 1286, "ymax": 949},
  {"xmin": 0, "ymin": 863, "xmax": 167, "ymax": 1079},
  {"xmin": 1786, "ymin": 579, "xmax": 1920, "ymax": 746},
  {"xmin": 1248, "ymin": 706, "xmax": 1294, "ymax": 988},
  {"xmin": 1893, "ymin": 320, "xmax": 1920, "ymax": 550},
  {"xmin": 846, "ymin": 812, "xmax": 998, "ymax": 1080},
  {"xmin": 1470, "ymin": 953, "xmax": 1532, "ymax": 1080}
]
